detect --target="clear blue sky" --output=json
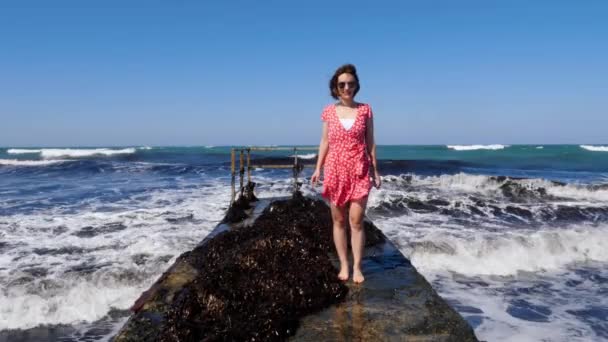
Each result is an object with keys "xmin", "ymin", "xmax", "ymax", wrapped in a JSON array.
[{"xmin": 1, "ymin": 1, "xmax": 607, "ymax": 147}]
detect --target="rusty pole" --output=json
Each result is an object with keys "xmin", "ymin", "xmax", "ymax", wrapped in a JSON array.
[
  {"xmin": 239, "ymin": 149, "xmax": 244, "ymax": 197},
  {"xmin": 246, "ymin": 148, "xmax": 251, "ymax": 185},
  {"xmin": 293, "ymin": 147, "xmax": 298, "ymax": 193},
  {"xmin": 230, "ymin": 149, "xmax": 236, "ymax": 204}
]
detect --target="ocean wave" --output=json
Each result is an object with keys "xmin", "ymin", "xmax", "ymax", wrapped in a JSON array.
[
  {"xmin": 447, "ymin": 144, "xmax": 508, "ymax": 151},
  {"xmin": 408, "ymin": 225, "xmax": 608, "ymax": 276},
  {"xmin": 7, "ymin": 149, "xmax": 42, "ymax": 154},
  {"xmin": 580, "ymin": 145, "xmax": 608, "ymax": 152},
  {"xmin": 291, "ymin": 153, "xmax": 317, "ymax": 159},
  {"xmin": 7, "ymin": 148, "xmax": 138, "ymax": 159},
  {"xmin": 367, "ymin": 179, "xmax": 608, "ymax": 341},
  {"xmin": 0, "ymin": 272, "xmax": 145, "ymax": 330},
  {"xmin": 0, "ymin": 181, "xmax": 230, "ymax": 330},
  {"xmin": 382, "ymin": 173, "xmax": 608, "ymax": 202},
  {"xmin": 40, "ymin": 148, "xmax": 137, "ymax": 159},
  {"xmin": 0, "ymin": 159, "xmax": 69, "ymax": 166}
]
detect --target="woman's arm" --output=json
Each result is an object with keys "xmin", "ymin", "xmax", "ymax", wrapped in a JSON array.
[
  {"xmin": 366, "ymin": 117, "xmax": 381, "ymax": 188},
  {"xmin": 311, "ymin": 122, "xmax": 329, "ymax": 186}
]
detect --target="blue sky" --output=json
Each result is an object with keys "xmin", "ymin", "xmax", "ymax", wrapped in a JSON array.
[{"xmin": 1, "ymin": 1, "xmax": 607, "ymax": 147}]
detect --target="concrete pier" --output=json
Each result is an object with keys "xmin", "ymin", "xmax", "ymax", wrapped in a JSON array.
[{"xmin": 114, "ymin": 194, "xmax": 478, "ymax": 341}]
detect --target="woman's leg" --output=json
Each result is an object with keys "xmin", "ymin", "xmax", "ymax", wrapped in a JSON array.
[
  {"xmin": 349, "ymin": 197, "xmax": 367, "ymax": 283},
  {"xmin": 330, "ymin": 203, "xmax": 349, "ymax": 281}
]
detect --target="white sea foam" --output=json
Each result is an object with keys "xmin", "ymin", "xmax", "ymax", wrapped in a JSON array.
[
  {"xmin": 291, "ymin": 153, "xmax": 317, "ymax": 159},
  {"xmin": 447, "ymin": 144, "xmax": 508, "ymax": 151},
  {"xmin": 0, "ymin": 159, "xmax": 69, "ymax": 166},
  {"xmin": 433, "ymin": 268, "xmax": 605, "ymax": 342},
  {"xmin": 7, "ymin": 149, "xmax": 42, "ymax": 154},
  {"xmin": 0, "ymin": 274, "xmax": 144, "ymax": 330},
  {"xmin": 382, "ymin": 172, "xmax": 608, "ymax": 202},
  {"xmin": 366, "ymin": 182, "xmax": 608, "ymax": 342},
  {"xmin": 0, "ymin": 179, "xmax": 230, "ymax": 330},
  {"xmin": 40, "ymin": 148, "xmax": 136, "ymax": 159},
  {"xmin": 407, "ymin": 226, "xmax": 608, "ymax": 276},
  {"xmin": 2, "ymin": 165, "xmax": 606, "ymax": 340},
  {"xmin": 8, "ymin": 148, "xmax": 137, "ymax": 159},
  {"xmin": 580, "ymin": 145, "xmax": 608, "ymax": 152},
  {"xmin": 536, "ymin": 146, "xmax": 544, "ymax": 149}
]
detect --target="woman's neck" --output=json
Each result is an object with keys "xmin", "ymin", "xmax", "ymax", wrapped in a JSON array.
[{"xmin": 339, "ymin": 99, "xmax": 357, "ymax": 108}]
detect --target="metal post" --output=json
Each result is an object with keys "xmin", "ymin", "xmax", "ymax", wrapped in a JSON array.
[
  {"xmin": 230, "ymin": 149, "xmax": 236, "ymax": 204},
  {"xmin": 246, "ymin": 148, "xmax": 251, "ymax": 184},
  {"xmin": 239, "ymin": 149, "xmax": 244, "ymax": 197},
  {"xmin": 293, "ymin": 147, "xmax": 298, "ymax": 193}
]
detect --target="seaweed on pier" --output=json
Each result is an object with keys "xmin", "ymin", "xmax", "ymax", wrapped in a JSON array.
[{"xmin": 157, "ymin": 195, "xmax": 350, "ymax": 341}]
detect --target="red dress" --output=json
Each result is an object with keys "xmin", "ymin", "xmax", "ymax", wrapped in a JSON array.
[{"xmin": 321, "ymin": 103, "xmax": 373, "ymax": 207}]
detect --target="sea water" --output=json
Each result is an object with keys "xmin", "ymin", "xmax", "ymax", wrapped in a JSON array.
[{"xmin": 0, "ymin": 145, "xmax": 607, "ymax": 341}]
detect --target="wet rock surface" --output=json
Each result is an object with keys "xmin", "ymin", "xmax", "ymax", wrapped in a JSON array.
[{"xmin": 293, "ymin": 242, "xmax": 478, "ymax": 342}]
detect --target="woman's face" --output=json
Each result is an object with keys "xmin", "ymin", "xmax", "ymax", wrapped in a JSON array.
[{"xmin": 337, "ymin": 73, "xmax": 357, "ymax": 101}]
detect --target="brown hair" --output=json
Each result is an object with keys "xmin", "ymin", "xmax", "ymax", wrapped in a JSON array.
[{"xmin": 329, "ymin": 64, "xmax": 360, "ymax": 99}]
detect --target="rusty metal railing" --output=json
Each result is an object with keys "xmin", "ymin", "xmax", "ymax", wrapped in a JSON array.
[{"xmin": 230, "ymin": 146, "xmax": 317, "ymax": 204}]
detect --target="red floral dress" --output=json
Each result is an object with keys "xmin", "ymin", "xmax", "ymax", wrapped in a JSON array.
[{"xmin": 321, "ymin": 103, "xmax": 373, "ymax": 207}]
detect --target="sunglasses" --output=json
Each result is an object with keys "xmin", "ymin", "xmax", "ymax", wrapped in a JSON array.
[{"xmin": 337, "ymin": 81, "xmax": 357, "ymax": 89}]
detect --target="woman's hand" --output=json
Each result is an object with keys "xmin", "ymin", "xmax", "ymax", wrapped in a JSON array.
[
  {"xmin": 311, "ymin": 168, "xmax": 321, "ymax": 187},
  {"xmin": 372, "ymin": 170, "xmax": 382, "ymax": 189}
]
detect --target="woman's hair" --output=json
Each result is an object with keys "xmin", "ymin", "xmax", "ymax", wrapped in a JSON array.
[{"xmin": 329, "ymin": 64, "xmax": 360, "ymax": 99}]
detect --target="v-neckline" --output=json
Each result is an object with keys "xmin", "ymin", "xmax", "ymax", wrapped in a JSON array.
[{"xmin": 334, "ymin": 103, "xmax": 361, "ymax": 132}]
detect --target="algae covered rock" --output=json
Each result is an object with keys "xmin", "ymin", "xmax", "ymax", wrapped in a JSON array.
[{"xmin": 118, "ymin": 195, "xmax": 350, "ymax": 341}]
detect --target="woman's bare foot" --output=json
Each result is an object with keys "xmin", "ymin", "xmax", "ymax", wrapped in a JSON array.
[
  {"xmin": 338, "ymin": 266, "xmax": 349, "ymax": 281},
  {"xmin": 353, "ymin": 269, "xmax": 365, "ymax": 284}
]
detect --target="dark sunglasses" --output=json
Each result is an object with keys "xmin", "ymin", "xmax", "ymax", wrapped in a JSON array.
[{"xmin": 337, "ymin": 81, "xmax": 357, "ymax": 89}]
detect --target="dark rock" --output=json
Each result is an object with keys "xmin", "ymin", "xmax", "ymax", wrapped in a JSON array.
[
  {"xmin": 223, "ymin": 195, "xmax": 252, "ymax": 224},
  {"xmin": 369, "ymin": 196, "xmax": 409, "ymax": 217},
  {"xmin": 499, "ymin": 180, "xmax": 549, "ymax": 202}
]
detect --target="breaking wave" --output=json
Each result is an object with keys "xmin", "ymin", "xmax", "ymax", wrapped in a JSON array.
[
  {"xmin": 380, "ymin": 173, "xmax": 608, "ymax": 202},
  {"xmin": 0, "ymin": 159, "xmax": 69, "ymax": 166},
  {"xmin": 6, "ymin": 149, "xmax": 42, "ymax": 154},
  {"xmin": 8, "ymin": 148, "xmax": 137, "ymax": 159},
  {"xmin": 580, "ymin": 145, "xmax": 608, "ymax": 152},
  {"xmin": 407, "ymin": 225, "xmax": 608, "ymax": 276},
  {"xmin": 292, "ymin": 153, "xmax": 317, "ymax": 159},
  {"xmin": 447, "ymin": 145, "xmax": 508, "ymax": 151}
]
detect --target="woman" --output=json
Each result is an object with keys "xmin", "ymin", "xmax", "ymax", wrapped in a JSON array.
[{"xmin": 311, "ymin": 64, "xmax": 381, "ymax": 284}]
